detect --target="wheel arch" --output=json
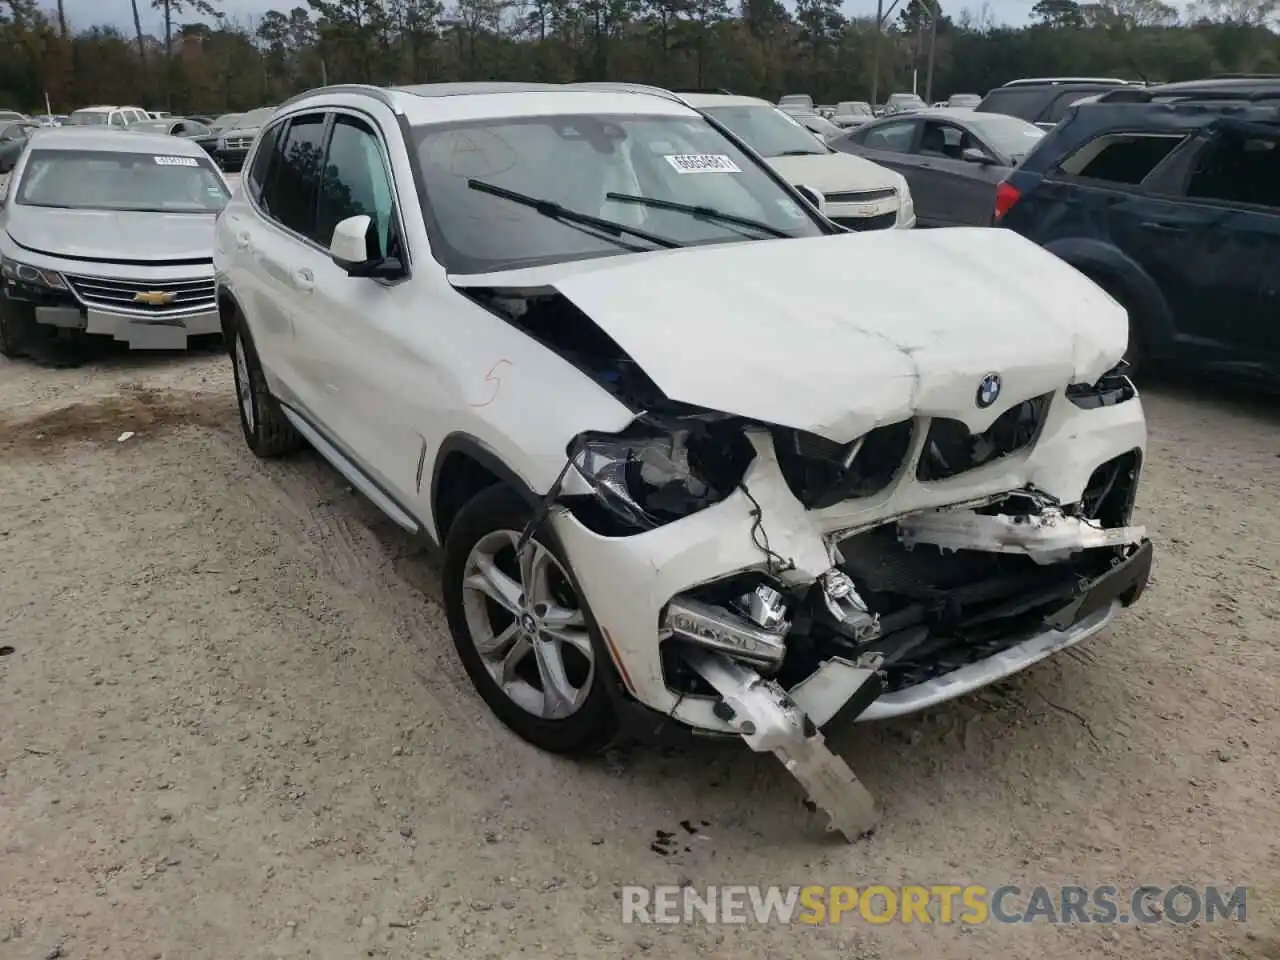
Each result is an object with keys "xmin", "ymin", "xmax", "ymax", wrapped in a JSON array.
[
  {"xmin": 430, "ymin": 432, "xmax": 544, "ymax": 545},
  {"xmin": 1043, "ymin": 237, "xmax": 1177, "ymax": 360},
  {"xmin": 217, "ymin": 286, "xmax": 244, "ymax": 341}
]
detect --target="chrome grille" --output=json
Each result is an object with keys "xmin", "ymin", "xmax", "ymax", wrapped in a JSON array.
[
  {"xmin": 831, "ymin": 211, "xmax": 898, "ymax": 232},
  {"xmin": 224, "ymin": 136, "xmax": 253, "ymax": 150},
  {"xmin": 65, "ymin": 274, "xmax": 216, "ymax": 315},
  {"xmin": 823, "ymin": 187, "xmax": 897, "ymax": 204}
]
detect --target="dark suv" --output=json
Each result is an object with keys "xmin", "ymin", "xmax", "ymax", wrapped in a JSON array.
[
  {"xmin": 994, "ymin": 82, "xmax": 1280, "ymax": 385},
  {"xmin": 975, "ymin": 78, "xmax": 1145, "ymax": 130}
]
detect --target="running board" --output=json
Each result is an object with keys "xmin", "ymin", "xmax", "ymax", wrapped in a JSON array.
[
  {"xmin": 681, "ymin": 647, "xmax": 879, "ymax": 842},
  {"xmin": 278, "ymin": 407, "xmax": 422, "ymax": 535}
]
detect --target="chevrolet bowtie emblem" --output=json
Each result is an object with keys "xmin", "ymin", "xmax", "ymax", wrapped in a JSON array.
[{"xmin": 134, "ymin": 290, "xmax": 175, "ymax": 306}]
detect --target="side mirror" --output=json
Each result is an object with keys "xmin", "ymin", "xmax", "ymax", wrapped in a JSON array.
[
  {"xmin": 329, "ymin": 213, "xmax": 405, "ymax": 280},
  {"xmin": 962, "ymin": 147, "xmax": 995, "ymax": 165},
  {"xmin": 330, "ymin": 214, "xmax": 371, "ymax": 269},
  {"xmin": 793, "ymin": 184, "xmax": 825, "ymax": 214}
]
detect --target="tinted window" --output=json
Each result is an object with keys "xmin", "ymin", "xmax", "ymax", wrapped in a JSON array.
[
  {"xmin": 860, "ymin": 120, "xmax": 916, "ymax": 152},
  {"xmin": 263, "ymin": 114, "xmax": 327, "ymax": 238},
  {"xmin": 975, "ymin": 87, "xmax": 1051, "ymax": 122},
  {"xmin": 245, "ymin": 120, "xmax": 283, "ymax": 203},
  {"xmin": 315, "ymin": 116, "xmax": 396, "ymax": 256},
  {"xmin": 109, "ymin": 113, "xmax": 127, "ymax": 128},
  {"xmin": 1063, "ymin": 134, "xmax": 1185, "ymax": 185},
  {"xmin": 1185, "ymin": 132, "xmax": 1280, "ymax": 209}
]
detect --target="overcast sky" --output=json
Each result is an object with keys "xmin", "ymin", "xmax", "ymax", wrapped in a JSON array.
[{"xmin": 58, "ymin": 0, "xmax": 1034, "ymax": 38}]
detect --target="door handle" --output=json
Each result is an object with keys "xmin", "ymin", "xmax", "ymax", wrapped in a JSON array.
[
  {"xmin": 1139, "ymin": 221, "xmax": 1187, "ymax": 234},
  {"xmin": 918, "ymin": 160, "xmax": 933, "ymax": 168},
  {"xmin": 292, "ymin": 268, "xmax": 314, "ymax": 292}
]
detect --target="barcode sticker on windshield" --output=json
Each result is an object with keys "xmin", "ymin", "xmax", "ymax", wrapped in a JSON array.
[
  {"xmin": 154, "ymin": 155, "xmax": 198, "ymax": 166},
  {"xmin": 664, "ymin": 154, "xmax": 742, "ymax": 174}
]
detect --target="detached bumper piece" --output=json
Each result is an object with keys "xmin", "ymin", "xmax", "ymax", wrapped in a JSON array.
[
  {"xmin": 681, "ymin": 646, "xmax": 879, "ymax": 842},
  {"xmin": 898, "ymin": 504, "xmax": 1145, "ymax": 565}
]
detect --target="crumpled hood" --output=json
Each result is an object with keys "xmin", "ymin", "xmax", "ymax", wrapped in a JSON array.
[
  {"xmin": 5, "ymin": 206, "xmax": 217, "ymax": 263},
  {"xmin": 452, "ymin": 228, "xmax": 1127, "ymax": 443},
  {"xmin": 764, "ymin": 151, "xmax": 899, "ymax": 194}
]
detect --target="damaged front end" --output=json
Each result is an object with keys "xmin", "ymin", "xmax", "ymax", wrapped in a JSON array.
[
  {"xmin": 546, "ymin": 392, "xmax": 1150, "ymax": 842},
  {"xmin": 458, "ymin": 283, "xmax": 1149, "ymax": 841}
]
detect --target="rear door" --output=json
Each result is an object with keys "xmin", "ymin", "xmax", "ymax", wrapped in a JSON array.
[
  {"xmin": 914, "ymin": 118, "xmax": 1008, "ymax": 226},
  {"xmin": 1148, "ymin": 124, "xmax": 1280, "ymax": 375}
]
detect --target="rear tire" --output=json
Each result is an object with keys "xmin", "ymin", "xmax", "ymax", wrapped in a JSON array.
[
  {"xmin": 229, "ymin": 314, "xmax": 303, "ymax": 458},
  {"xmin": 0, "ymin": 299, "xmax": 32, "ymax": 359}
]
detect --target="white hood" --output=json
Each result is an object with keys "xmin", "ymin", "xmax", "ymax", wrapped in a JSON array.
[
  {"xmin": 764, "ymin": 151, "xmax": 900, "ymax": 194},
  {"xmin": 452, "ymin": 228, "xmax": 1127, "ymax": 444}
]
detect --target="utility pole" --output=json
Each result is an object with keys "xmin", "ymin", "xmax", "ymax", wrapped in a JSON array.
[
  {"xmin": 871, "ymin": 0, "xmax": 882, "ymax": 110},
  {"xmin": 164, "ymin": 0, "xmax": 174, "ymax": 111},
  {"xmin": 925, "ymin": 0, "xmax": 939, "ymax": 103}
]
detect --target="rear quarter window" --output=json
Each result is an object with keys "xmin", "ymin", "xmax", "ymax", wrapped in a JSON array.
[{"xmin": 1058, "ymin": 133, "xmax": 1187, "ymax": 186}]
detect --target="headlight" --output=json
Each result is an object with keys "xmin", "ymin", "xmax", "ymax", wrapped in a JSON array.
[
  {"xmin": 566, "ymin": 424, "xmax": 754, "ymax": 531},
  {"xmin": 1, "ymin": 257, "xmax": 66, "ymax": 290},
  {"xmin": 897, "ymin": 181, "xmax": 915, "ymax": 227}
]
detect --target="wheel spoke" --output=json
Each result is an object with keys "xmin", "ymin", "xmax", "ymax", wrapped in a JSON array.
[
  {"xmin": 499, "ymin": 632, "xmax": 533, "ymax": 686},
  {"xmin": 474, "ymin": 618, "xmax": 520, "ymax": 658},
  {"xmin": 533, "ymin": 639, "xmax": 578, "ymax": 718},
  {"xmin": 517, "ymin": 538, "xmax": 552, "ymax": 604},
  {"xmin": 465, "ymin": 554, "xmax": 523, "ymax": 615},
  {"xmin": 540, "ymin": 605, "xmax": 591, "ymax": 658}
]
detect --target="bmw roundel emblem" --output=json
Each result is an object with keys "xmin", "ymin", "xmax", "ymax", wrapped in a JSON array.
[{"xmin": 976, "ymin": 373, "xmax": 1002, "ymax": 408}]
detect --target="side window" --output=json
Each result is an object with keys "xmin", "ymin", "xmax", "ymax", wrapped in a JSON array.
[
  {"xmin": 862, "ymin": 120, "xmax": 916, "ymax": 153},
  {"xmin": 109, "ymin": 112, "xmax": 126, "ymax": 128},
  {"xmin": 315, "ymin": 115, "xmax": 396, "ymax": 258},
  {"xmin": 920, "ymin": 121, "xmax": 964, "ymax": 159},
  {"xmin": 245, "ymin": 120, "xmax": 283, "ymax": 204},
  {"xmin": 263, "ymin": 113, "xmax": 328, "ymax": 240},
  {"xmin": 1185, "ymin": 132, "xmax": 1280, "ymax": 209},
  {"xmin": 1059, "ymin": 133, "xmax": 1186, "ymax": 186}
]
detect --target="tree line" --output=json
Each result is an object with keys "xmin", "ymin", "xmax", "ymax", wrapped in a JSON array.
[{"xmin": 0, "ymin": 0, "xmax": 1276, "ymax": 115}]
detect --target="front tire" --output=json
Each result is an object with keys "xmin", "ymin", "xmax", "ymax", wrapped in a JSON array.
[
  {"xmin": 229, "ymin": 315, "xmax": 303, "ymax": 458},
  {"xmin": 443, "ymin": 484, "xmax": 618, "ymax": 755}
]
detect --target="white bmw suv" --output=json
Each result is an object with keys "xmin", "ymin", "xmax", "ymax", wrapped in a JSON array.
[{"xmin": 215, "ymin": 81, "xmax": 1153, "ymax": 838}]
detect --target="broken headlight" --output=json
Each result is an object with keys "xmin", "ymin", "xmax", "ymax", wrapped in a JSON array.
[
  {"xmin": 566, "ymin": 424, "xmax": 754, "ymax": 531},
  {"xmin": 1065, "ymin": 364, "xmax": 1136, "ymax": 409}
]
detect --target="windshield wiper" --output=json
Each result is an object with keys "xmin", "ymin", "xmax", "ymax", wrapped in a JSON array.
[
  {"xmin": 776, "ymin": 149, "xmax": 824, "ymax": 156},
  {"xmin": 604, "ymin": 192, "xmax": 792, "ymax": 239},
  {"xmin": 468, "ymin": 179, "xmax": 681, "ymax": 250}
]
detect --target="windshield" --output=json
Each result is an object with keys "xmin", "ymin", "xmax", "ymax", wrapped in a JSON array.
[
  {"xmin": 66, "ymin": 110, "xmax": 109, "ymax": 126},
  {"xmin": 837, "ymin": 102, "xmax": 872, "ymax": 116},
  {"xmin": 410, "ymin": 112, "xmax": 824, "ymax": 274},
  {"xmin": 968, "ymin": 115, "xmax": 1046, "ymax": 158},
  {"xmin": 798, "ymin": 114, "xmax": 841, "ymax": 137},
  {"xmin": 130, "ymin": 120, "xmax": 173, "ymax": 133},
  {"xmin": 702, "ymin": 104, "xmax": 826, "ymax": 157},
  {"xmin": 16, "ymin": 149, "xmax": 230, "ymax": 213},
  {"xmin": 948, "ymin": 94, "xmax": 981, "ymax": 107},
  {"xmin": 212, "ymin": 113, "xmax": 243, "ymax": 131}
]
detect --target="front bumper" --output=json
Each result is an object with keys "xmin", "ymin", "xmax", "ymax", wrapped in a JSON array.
[
  {"xmin": 23, "ymin": 301, "xmax": 219, "ymax": 350},
  {"xmin": 552, "ymin": 390, "xmax": 1148, "ymax": 733}
]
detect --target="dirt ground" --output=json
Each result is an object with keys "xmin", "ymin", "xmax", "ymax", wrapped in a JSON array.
[{"xmin": 0, "ymin": 344, "xmax": 1277, "ymax": 960}]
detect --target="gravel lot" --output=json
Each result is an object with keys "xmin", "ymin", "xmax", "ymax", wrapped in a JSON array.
[{"xmin": 0, "ymin": 346, "xmax": 1277, "ymax": 960}]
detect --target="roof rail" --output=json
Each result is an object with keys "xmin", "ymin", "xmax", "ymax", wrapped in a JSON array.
[
  {"xmin": 276, "ymin": 83, "xmax": 394, "ymax": 111},
  {"xmin": 1002, "ymin": 76, "xmax": 1138, "ymax": 87},
  {"xmin": 1097, "ymin": 85, "xmax": 1280, "ymax": 105},
  {"xmin": 1210, "ymin": 73, "xmax": 1280, "ymax": 80},
  {"xmin": 568, "ymin": 82, "xmax": 692, "ymax": 107},
  {"xmin": 667, "ymin": 87, "xmax": 735, "ymax": 95}
]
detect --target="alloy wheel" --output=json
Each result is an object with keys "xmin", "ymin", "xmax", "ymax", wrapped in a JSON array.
[
  {"xmin": 460, "ymin": 529, "xmax": 595, "ymax": 720},
  {"xmin": 234, "ymin": 333, "xmax": 256, "ymax": 434}
]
